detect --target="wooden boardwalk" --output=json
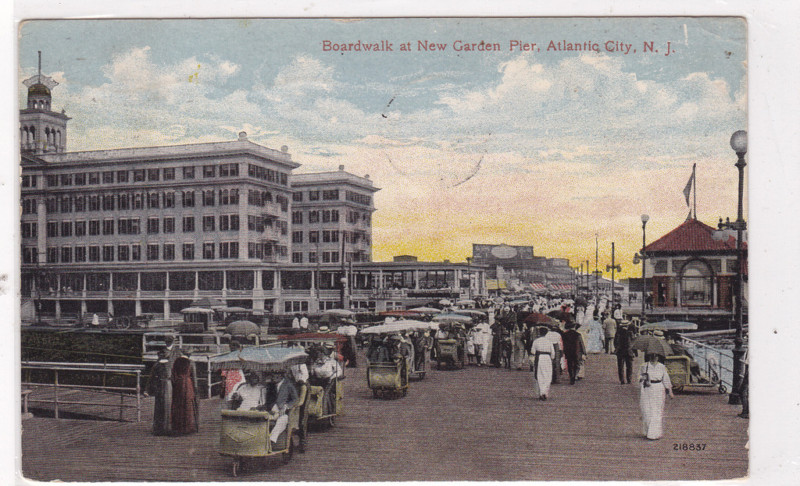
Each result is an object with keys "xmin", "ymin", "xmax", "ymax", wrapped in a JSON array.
[{"xmin": 21, "ymin": 352, "xmax": 748, "ymax": 482}]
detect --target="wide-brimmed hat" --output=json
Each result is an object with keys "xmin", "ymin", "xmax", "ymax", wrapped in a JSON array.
[{"xmin": 318, "ymin": 326, "xmax": 330, "ymax": 333}]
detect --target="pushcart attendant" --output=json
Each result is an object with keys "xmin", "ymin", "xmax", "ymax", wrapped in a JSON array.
[{"xmin": 639, "ymin": 353, "xmax": 674, "ymax": 440}]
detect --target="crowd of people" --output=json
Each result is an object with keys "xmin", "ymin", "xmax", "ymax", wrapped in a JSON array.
[{"xmin": 145, "ymin": 295, "xmax": 725, "ymax": 444}]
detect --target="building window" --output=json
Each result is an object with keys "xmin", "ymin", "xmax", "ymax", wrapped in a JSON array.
[
  {"xmin": 292, "ymin": 252, "xmax": 303, "ymax": 263},
  {"xmin": 202, "ymin": 215, "xmax": 215, "ymax": 232},
  {"xmin": 322, "ymin": 230, "xmax": 339, "ymax": 243},
  {"xmin": 47, "ymin": 247, "xmax": 58, "ymax": 263},
  {"xmin": 131, "ymin": 244, "xmax": 141, "ymax": 261},
  {"xmin": 102, "ymin": 219, "xmax": 115, "ymax": 235},
  {"xmin": 88, "ymin": 246, "xmax": 100, "ymax": 262},
  {"xmin": 101, "ymin": 171, "xmax": 113, "ymax": 184},
  {"xmin": 182, "ymin": 191, "xmax": 195, "ymax": 207},
  {"xmin": 163, "ymin": 217, "xmax": 175, "ymax": 233},
  {"xmin": 183, "ymin": 216, "xmax": 195, "ymax": 232},
  {"xmin": 322, "ymin": 189, "xmax": 339, "ymax": 200},
  {"xmin": 60, "ymin": 247, "xmax": 72, "ymax": 263},
  {"xmin": 219, "ymin": 242, "xmax": 239, "ymax": 259},
  {"xmin": 147, "ymin": 217, "xmax": 160, "ymax": 234},
  {"xmin": 60, "ymin": 173, "xmax": 73, "ymax": 186},
  {"xmin": 163, "ymin": 192, "xmax": 175, "ymax": 208},
  {"xmin": 73, "ymin": 173, "xmax": 86, "ymax": 185},
  {"xmin": 147, "ymin": 192, "xmax": 160, "ymax": 209},
  {"xmin": 132, "ymin": 193, "xmax": 143, "ymax": 210},
  {"xmin": 182, "ymin": 243, "xmax": 195, "ymax": 260},
  {"xmin": 309, "ymin": 190, "xmax": 319, "ymax": 201},
  {"xmin": 202, "ymin": 190, "xmax": 215, "ymax": 206},
  {"xmin": 182, "ymin": 166, "xmax": 195, "ymax": 179},
  {"xmin": 133, "ymin": 169, "xmax": 146, "ymax": 182},
  {"xmin": 89, "ymin": 220, "xmax": 100, "ymax": 236},
  {"xmin": 309, "ymin": 231, "xmax": 319, "ymax": 243},
  {"xmin": 74, "ymin": 221, "xmax": 85, "ymax": 236},
  {"xmin": 102, "ymin": 194, "xmax": 114, "ymax": 211},
  {"xmin": 202, "ymin": 242, "xmax": 215, "ymax": 260},
  {"xmin": 118, "ymin": 193, "xmax": 130, "ymax": 210},
  {"xmin": 118, "ymin": 245, "xmax": 130, "ymax": 262},
  {"xmin": 21, "ymin": 222, "xmax": 38, "ymax": 239},
  {"xmin": 47, "ymin": 174, "xmax": 59, "ymax": 187},
  {"xmin": 74, "ymin": 246, "xmax": 86, "ymax": 262},
  {"xmin": 219, "ymin": 163, "xmax": 239, "ymax": 177},
  {"xmin": 102, "ymin": 245, "xmax": 114, "ymax": 262},
  {"xmin": 220, "ymin": 214, "xmax": 239, "ymax": 231},
  {"xmin": 163, "ymin": 243, "xmax": 175, "ymax": 261},
  {"xmin": 309, "ymin": 211, "xmax": 319, "ymax": 224},
  {"xmin": 292, "ymin": 211, "xmax": 303, "ymax": 224},
  {"xmin": 292, "ymin": 231, "xmax": 303, "ymax": 243},
  {"xmin": 203, "ymin": 165, "xmax": 216, "ymax": 178},
  {"xmin": 147, "ymin": 168, "xmax": 160, "ymax": 181},
  {"xmin": 117, "ymin": 170, "xmax": 129, "ymax": 183},
  {"xmin": 61, "ymin": 221, "xmax": 72, "ymax": 237},
  {"xmin": 22, "ymin": 199, "xmax": 38, "ymax": 214},
  {"xmin": 46, "ymin": 221, "xmax": 58, "ymax": 237},
  {"xmin": 147, "ymin": 244, "xmax": 159, "ymax": 261},
  {"xmin": 163, "ymin": 167, "xmax": 175, "ymax": 180},
  {"xmin": 308, "ymin": 251, "xmax": 317, "ymax": 263}
]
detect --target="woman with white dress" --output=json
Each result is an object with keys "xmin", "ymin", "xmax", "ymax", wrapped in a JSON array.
[
  {"xmin": 531, "ymin": 327, "xmax": 554, "ymax": 400},
  {"xmin": 639, "ymin": 354, "xmax": 674, "ymax": 439}
]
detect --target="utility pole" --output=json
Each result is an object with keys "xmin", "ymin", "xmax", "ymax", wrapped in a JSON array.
[{"xmin": 606, "ymin": 242, "xmax": 621, "ymax": 306}]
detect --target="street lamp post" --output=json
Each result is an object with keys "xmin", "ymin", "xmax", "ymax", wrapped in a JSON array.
[
  {"xmin": 640, "ymin": 215, "xmax": 649, "ymax": 318},
  {"xmin": 606, "ymin": 242, "xmax": 621, "ymax": 306},
  {"xmin": 728, "ymin": 130, "xmax": 747, "ymax": 405}
]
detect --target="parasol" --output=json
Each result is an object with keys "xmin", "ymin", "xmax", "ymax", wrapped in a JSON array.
[
  {"xmin": 209, "ymin": 345, "xmax": 307, "ymax": 373},
  {"xmin": 361, "ymin": 320, "xmax": 439, "ymax": 335},
  {"xmin": 438, "ymin": 299, "xmax": 452, "ymax": 306},
  {"xmin": 226, "ymin": 320, "xmax": 260, "ymax": 336},
  {"xmin": 456, "ymin": 299, "xmax": 476, "ymax": 307},
  {"xmin": 640, "ymin": 321, "xmax": 698, "ymax": 332},
  {"xmin": 524, "ymin": 313, "xmax": 559, "ymax": 325},
  {"xmin": 432, "ymin": 313, "xmax": 473, "ymax": 324},
  {"xmin": 408, "ymin": 306, "xmax": 442, "ymax": 314},
  {"xmin": 323, "ymin": 309, "xmax": 355, "ymax": 317},
  {"xmin": 631, "ymin": 335, "xmax": 673, "ymax": 357},
  {"xmin": 453, "ymin": 309, "xmax": 486, "ymax": 317}
]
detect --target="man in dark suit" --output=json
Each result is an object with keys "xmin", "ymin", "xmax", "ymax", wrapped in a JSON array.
[
  {"xmin": 613, "ymin": 322, "xmax": 635, "ymax": 384},
  {"xmin": 266, "ymin": 372, "xmax": 300, "ymax": 444},
  {"xmin": 561, "ymin": 322, "xmax": 586, "ymax": 385}
]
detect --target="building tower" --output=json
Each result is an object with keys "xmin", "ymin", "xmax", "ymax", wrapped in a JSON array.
[{"xmin": 20, "ymin": 51, "xmax": 69, "ymax": 154}]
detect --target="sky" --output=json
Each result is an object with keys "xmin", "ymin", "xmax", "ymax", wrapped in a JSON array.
[{"xmin": 18, "ymin": 18, "xmax": 747, "ymax": 279}]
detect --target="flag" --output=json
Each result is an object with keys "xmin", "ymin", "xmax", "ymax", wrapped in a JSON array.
[{"xmin": 683, "ymin": 165, "xmax": 695, "ymax": 207}]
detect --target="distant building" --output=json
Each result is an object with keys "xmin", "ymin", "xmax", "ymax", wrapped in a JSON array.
[{"xmin": 472, "ymin": 243, "xmax": 575, "ymax": 293}]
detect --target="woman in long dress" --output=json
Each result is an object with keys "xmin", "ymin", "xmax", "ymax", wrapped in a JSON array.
[
  {"xmin": 171, "ymin": 355, "xmax": 199, "ymax": 435},
  {"xmin": 146, "ymin": 351, "xmax": 172, "ymax": 435},
  {"xmin": 531, "ymin": 327, "xmax": 553, "ymax": 400},
  {"xmin": 585, "ymin": 315, "xmax": 605, "ymax": 353},
  {"xmin": 639, "ymin": 354, "xmax": 674, "ymax": 439}
]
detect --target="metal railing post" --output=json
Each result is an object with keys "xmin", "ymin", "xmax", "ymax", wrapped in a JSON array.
[
  {"xmin": 53, "ymin": 369, "xmax": 59, "ymax": 419},
  {"xmin": 136, "ymin": 370, "xmax": 141, "ymax": 422}
]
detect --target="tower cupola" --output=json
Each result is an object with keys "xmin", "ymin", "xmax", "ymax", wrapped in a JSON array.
[{"xmin": 20, "ymin": 51, "xmax": 69, "ymax": 154}]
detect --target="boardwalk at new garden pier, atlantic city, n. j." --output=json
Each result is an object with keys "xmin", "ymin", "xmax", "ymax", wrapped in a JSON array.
[{"xmin": 21, "ymin": 350, "xmax": 747, "ymax": 482}]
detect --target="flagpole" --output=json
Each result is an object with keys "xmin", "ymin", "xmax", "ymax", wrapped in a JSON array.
[{"xmin": 693, "ymin": 163, "xmax": 697, "ymax": 219}]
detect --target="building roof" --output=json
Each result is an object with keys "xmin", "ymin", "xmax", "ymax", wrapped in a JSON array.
[
  {"xmin": 292, "ymin": 169, "xmax": 378, "ymax": 191},
  {"xmin": 33, "ymin": 137, "xmax": 300, "ymax": 169},
  {"xmin": 644, "ymin": 218, "xmax": 745, "ymax": 253}
]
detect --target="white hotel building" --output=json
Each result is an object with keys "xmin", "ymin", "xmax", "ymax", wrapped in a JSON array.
[{"xmin": 19, "ymin": 71, "xmax": 486, "ymax": 321}]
